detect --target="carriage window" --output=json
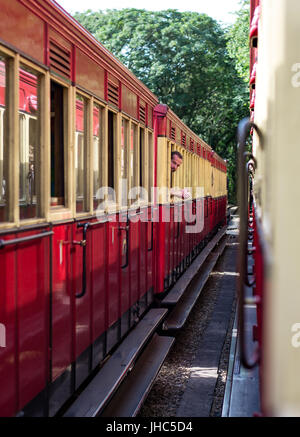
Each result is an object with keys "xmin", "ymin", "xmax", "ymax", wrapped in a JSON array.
[
  {"xmin": 130, "ymin": 123, "xmax": 138, "ymax": 204},
  {"xmin": 51, "ymin": 81, "xmax": 65, "ymax": 207},
  {"xmin": 93, "ymin": 103, "xmax": 102, "ymax": 210},
  {"xmin": 0, "ymin": 56, "xmax": 7, "ymax": 222},
  {"xmin": 187, "ymin": 153, "xmax": 191, "ymax": 191},
  {"xmin": 139, "ymin": 127, "xmax": 146, "ymax": 201},
  {"xmin": 121, "ymin": 119, "xmax": 128, "ymax": 180},
  {"xmin": 148, "ymin": 131, "xmax": 153, "ymax": 203},
  {"xmin": 19, "ymin": 65, "xmax": 40, "ymax": 220},
  {"xmin": 121, "ymin": 118, "xmax": 129, "ymax": 206},
  {"xmin": 170, "ymin": 144, "xmax": 175, "ymax": 189},
  {"xmin": 108, "ymin": 110, "xmax": 116, "ymax": 202},
  {"xmin": 75, "ymin": 93, "xmax": 88, "ymax": 213}
]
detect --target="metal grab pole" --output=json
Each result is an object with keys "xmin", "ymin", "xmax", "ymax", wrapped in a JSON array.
[{"xmin": 237, "ymin": 117, "xmax": 261, "ymax": 369}]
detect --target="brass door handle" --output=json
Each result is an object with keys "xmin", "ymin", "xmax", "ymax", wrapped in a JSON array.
[{"xmin": 72, "ymin": 239, "xmax": 86, "ymax": 247}]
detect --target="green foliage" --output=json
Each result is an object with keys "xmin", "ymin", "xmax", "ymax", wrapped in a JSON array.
[
  {"xmin": 74, "ymin": 7, "xmax": 250, "ymax": 204},
  {"xmin": 226, "ymin": 0, "xmax": 250, "ymax": 83}
]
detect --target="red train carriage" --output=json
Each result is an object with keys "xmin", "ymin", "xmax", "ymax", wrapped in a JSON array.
[
  {"xmin": 0, "ymin": 0, "xmax": 227, "ymax": 417},
  {"xmin": 153, "ymin": 104, "xmax": 227, "ymax": 294},
  {"xmin": 234, "ymin": 0, "xmax": 300, "ymax": 417}
]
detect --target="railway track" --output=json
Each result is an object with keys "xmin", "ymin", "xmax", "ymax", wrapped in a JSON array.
[{"xmin": 61, "ymin": 225, "xmax": 228, "ymax": 418}]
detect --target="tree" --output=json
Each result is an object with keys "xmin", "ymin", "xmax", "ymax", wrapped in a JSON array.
[
  {"xmin": 227, "ymin": 0, "xmax": 250, "ymax": 83},
  {"xmin": 74, "ymin": 8, "xmax": 249, "ymax": 203},
  {"xmin": 225, "ymin": 1, "xmax": 251, "ymax": 200}
]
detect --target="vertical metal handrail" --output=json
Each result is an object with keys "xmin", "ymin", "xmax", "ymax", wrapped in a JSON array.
[
  {"xmin": 148, "ymin": 206, "xmax": 158, "ymax": 251},
  {"xmin": 245, "ymin": 160, "xmax": 256, "ymax": 288},
  {"xmin": 237, "ymin": 117, "xmax": 261, "ymax": 369},
  {"xmin": 148, "ymin": 220, "xmax": 154, "ymax": 251},
  {"xmin": 75, "ymin": 222, "xmax": 89, "ymax": 298},
  {"xmin": 119, "ymin": 214, "xmax": 130, "ymax": 269}
]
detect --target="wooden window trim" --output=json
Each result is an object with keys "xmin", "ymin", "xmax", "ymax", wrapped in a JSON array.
[
  {"xmin": 0, "ymin": 50, "xmax": 53, "ymax": 229},
  {"xmin": 119, "ymin": 115, "xmax": 130, "ymax": 210},
  {"xmin": 139, "ymin": 126, "xmax": 148, "ymax": 208},
  {"xmin": 104, "ymin": 107, "xmax": 118, "ymax": 214},
  {"xmin": 74, "ymin": 90, "xmax": 92, "ymax": 216},
  {"xmin": 92, "ymin": 100, "xmax": 106, "ymax": 213},
  {"xmin": 47, "ymin": 77, "xmax": 73, "ymax": 222},
  {"xmin": 147, "ymin": 130, "xmax": 154, "ymax": 205}
]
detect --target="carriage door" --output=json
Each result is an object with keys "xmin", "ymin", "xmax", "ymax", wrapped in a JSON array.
[{"xmin": 49, "ymin": 80, "xmax": 74, "ymax": 416}]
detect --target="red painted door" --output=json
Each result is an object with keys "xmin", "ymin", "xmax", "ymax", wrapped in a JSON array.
[
  {"xmin": 50, "ymin": 223, "xmax": 73, "ymax": 411},
  {"xmin": 0, "ymin": 229, "xmax": 50, "ymax": 416}
]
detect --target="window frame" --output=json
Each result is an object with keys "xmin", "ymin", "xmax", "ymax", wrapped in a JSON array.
[
  {"xmin": 92, "ymin": 99, "xmax": 106, "ymax": 213},
  {"xmin": 147, "ymin": 129, "xmax": 154, "ymax": 205},
  {"xmin": 119, "ymin": 114, "xmax": 130, "ymax": 209},
  {"xmin": 128, "ymin": 119, "xmax": 139, "ymax": 209},
  {"xmin": 18, "ymin": 63, "xmax": 42, "ymax": 220},
  {"xmin": 74, "ymin": 89, "xmax": 91, "ymax": 215},
  {"xmin": 0, "ymin": 46, "xmax": 50, "ymax": 229},
  {"xmin": 48, "ymin": 76, "xmax": 72, "ymax": 219}
]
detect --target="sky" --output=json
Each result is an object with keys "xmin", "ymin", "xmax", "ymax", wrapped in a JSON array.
[{"xmin": 56, "ymin": 0, "xmax": 242, "ymax": 25}]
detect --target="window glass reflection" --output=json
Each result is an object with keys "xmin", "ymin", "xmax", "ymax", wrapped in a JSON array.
[
  {"xmin": 0, "ymin": 56, "xmax": 7, "ymax": 222},
  {"xmin": 93, "ymin": 103, "xmax": 102, "ymax": 210},
  {"xmin": 75, "ymin": 94, "xmax": 87, "ymax": 213},
  {"xmin": 19, "ymin": 64, "xmax": 39, "ymax": 220}
]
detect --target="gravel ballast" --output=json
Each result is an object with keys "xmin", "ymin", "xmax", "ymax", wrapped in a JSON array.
[{"xmin": 138, "ymin": 232, "xmax": 238, "ymax": 418}]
